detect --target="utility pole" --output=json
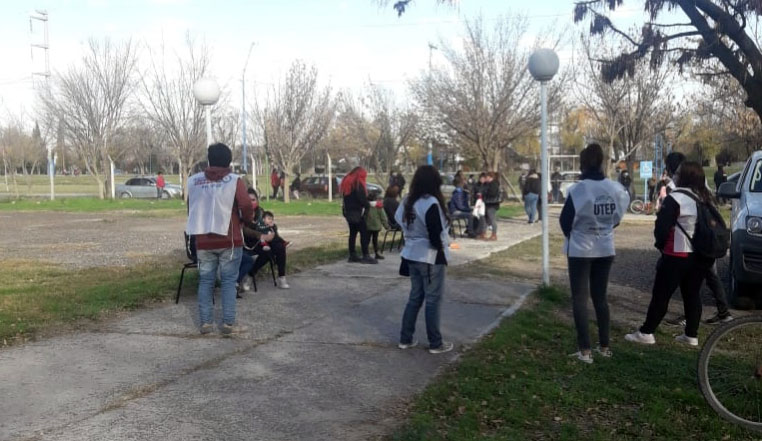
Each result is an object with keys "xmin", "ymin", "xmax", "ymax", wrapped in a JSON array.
[
  {"xmin": 241, "ymin": 42, "xmax": 255, "ymax": 173},
  {"xmin": 30, "ymin": 10, "xmax": 50, "ymax": 88}
]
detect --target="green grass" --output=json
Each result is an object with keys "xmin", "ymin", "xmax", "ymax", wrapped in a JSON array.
[
  {"xmin": 497, "ymin": 203, "xmax": 524, "ymax": 220},
  {"xmin": 0, "ymin": 197, "xmax": 345, "ymax": 216},
  {"xmin": 0, "ymin": 241, "xmax": 346, "ymax": 346},
  {"xmin": 392, "ymin": 285, "xmax": 760, "ymax": 440}
]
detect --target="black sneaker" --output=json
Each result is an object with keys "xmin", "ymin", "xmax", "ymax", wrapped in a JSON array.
[
  {"xmin": 360, "ymin": 255, "xmax": 378, "ymax": 264},
  {"xmin": 348, "ymin": 254, "xmax": 362, "ymax": 263},
  {"xmin": 705, "ymin": 313, "xmax": 734, "ymax": 325},
  {"xmin": 375, "ymin": 253, "xmax": 385, "ymax": 260},
  {"xmin": 665, "ymin": 315, "xmax": 686, "ymax": 327}
]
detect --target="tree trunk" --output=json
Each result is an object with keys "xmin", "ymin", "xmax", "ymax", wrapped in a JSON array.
[{"xmin": 282, "ymin": 168, "xmax": 290, "ymax": 204}]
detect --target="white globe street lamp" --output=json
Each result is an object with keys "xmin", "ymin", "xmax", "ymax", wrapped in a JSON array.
[
  {"xmin": 193, "ymin": 78, "xmax": 221, "ymax": 149},
  {"xmin": 528, "ymin": 48, "xmax": 559, "ymax": 286}
]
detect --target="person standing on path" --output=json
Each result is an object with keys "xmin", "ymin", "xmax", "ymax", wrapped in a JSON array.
[
  {"xmin": 395, "ymin": 165, "xmax": 454, "ymax": 354},
  {"xmin": 155, "ymin": 171, "xmax": 166, "ymax": 199},
  {"xmin": 482, "ymin": 172, "xmax": 501, "ymax": 240},
  {"xmin": 270, "ymin": 168, "xmax": 280, "ymax": 199},
  {"xmin": 551, "ymin": 167, "xmax": 563, "ymax": 203},
  {"xmin": 625, "ymin": 161, "xmax": 717, "ymax": 347},
  {"xmin": 186, "ymin": 143, "xmax": 254, "ymax": 336},
  {"xmin": 341, "ymin": 166, "xmax": 376, "ymax": 264},
  {"xmin": 560, "ymin": 143, "xmax": 630, "ymax": 364},
  {"xmin": 522, "ymin": 169, "xmax": 541, "ymax": 224},
  {"xmin": 365, "ymin": 191, "xmax": 389, "ymax": 260}
]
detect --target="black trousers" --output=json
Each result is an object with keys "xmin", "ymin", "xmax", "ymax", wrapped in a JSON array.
[
  {"xmin": 568, "ymin": 256, "xmax": 614, "ymax": 350},
  {"xmin": 641, "ymin": 254, "xmax": 706, "ymax": 338},
  {"xmin": 369, "ymin": 230, "xmax": 381, "ymax": 254},
  {"xmin": 250, "ymin": 238, "xmax": 287, "ymax": 277},
  {"xmin": 705, "ymin": 263, "xmax": 730, "ymax": 316},
  {"xmin": 348, "ymin": 221, "xmax": 370, "ymax": 256},
  {"xmin": 272, "ymin": 185, "xmax": 279, "ymax": 199}
]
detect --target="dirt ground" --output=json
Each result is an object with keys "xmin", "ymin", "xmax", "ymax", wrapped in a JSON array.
[{"xmin": 0, "ymin": 212, "xmax": 349, "ymax": 268}]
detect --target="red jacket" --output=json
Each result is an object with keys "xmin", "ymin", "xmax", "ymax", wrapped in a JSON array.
[
  {"xmin": 195, "ymin": 167, "xmax": 254, "ymax": 250},
  {"xmin": 271, "ymin": 172, "xmax": 280, "ymax": 187},
  {"xmin": 156, "ymin": 175, "xmax": 165, "ymax": 189}
]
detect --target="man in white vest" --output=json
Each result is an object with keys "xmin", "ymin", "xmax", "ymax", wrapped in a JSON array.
[{"xmin": 186, "ymin": 143, "xmax": 254, "ymax": 336}]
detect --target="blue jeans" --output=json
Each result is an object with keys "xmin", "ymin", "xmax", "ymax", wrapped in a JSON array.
[
  {"xmin": 197, "ymin": 247, "xmax": 242, "ymax": 326},
  {"xmin": 238, "ymin": 251, "xmax": 254, "ymax": 283},
  {"xmin": 524, "ymin": 192, "xmax": 539, "ymax": 222},
  {"xmin": 400, "ymin": 261, "xmax": 446, "ymax": 349}
]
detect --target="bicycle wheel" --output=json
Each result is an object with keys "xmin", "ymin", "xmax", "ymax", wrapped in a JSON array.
[
  {"xmin": 629, "ymin": 199, "xmax": 644, "ymax": 214},
  {"xmin": 698, "ymin": 315, "xmax": 762, "ymax": 431}
]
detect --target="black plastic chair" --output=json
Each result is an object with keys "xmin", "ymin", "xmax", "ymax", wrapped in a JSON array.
[
  {"xmin": 248, "ymin": 251, "xmax": 278, "ymax": 292},
  {"xmin": 176, "ymin": 233, "xmax": 199, "ymax": 304},
  {"xmin": 382, "ymin": 226, "xmax": 404, "ymax": 252}
]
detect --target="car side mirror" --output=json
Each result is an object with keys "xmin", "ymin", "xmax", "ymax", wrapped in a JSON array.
[{"xmin": 718, "ymin": 181, "xmax": 741, "ymax": 199}]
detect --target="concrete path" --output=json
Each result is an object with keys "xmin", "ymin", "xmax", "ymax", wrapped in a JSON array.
[{"xmin": 0, "ymin": 218, "xmax": 538, "ymax": 441}]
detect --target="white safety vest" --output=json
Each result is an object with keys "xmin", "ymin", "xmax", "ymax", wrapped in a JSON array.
[
  {"xmin": 669, "ymin": 189, "xmax": 698, "ymax": 253},
  {"xmin": 395, "ymin": 195, "xmax": 450, "ymax": 265},
  {"xmin": 564, "ymin": 178, "xmax": 630, "ymax": 258},
  {"xmin": 185, "ymin": 172, "xmax": 240, "ymax": 236}
]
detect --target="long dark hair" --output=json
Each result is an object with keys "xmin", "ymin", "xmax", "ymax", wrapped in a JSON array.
[
  {"xmin": 403, "ymin": 165, "xmax": 449, "ymax": 225},
  {"xmin": 676, "ymin": 161, "xmax": 714, "ymax": 204}
]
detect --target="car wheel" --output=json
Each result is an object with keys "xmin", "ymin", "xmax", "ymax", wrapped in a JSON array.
[
  {"xmin": 120, "ymin": 192, "xmax": 132, "ymax": 199},
  {"xmin": 161, "ymin": 191, "xmax": 171, "ymax": 199},
  {"xmin": 729, "ymin": 256, "xmax": 755, "ymax": 310}
]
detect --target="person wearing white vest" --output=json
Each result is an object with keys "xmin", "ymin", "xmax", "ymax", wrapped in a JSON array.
[
  {"xmin": 560, "ymin": 144, "xmax": 629, "ymax": 364},
  {"xmin": 186, "ymin": 143, "xmax": 254, "ymax": 336},
  {"xmin": 626, "ymin": 161, "xmax": 716, "ymax": 347},
  {"xmin": 395, "ymin": 165, "xmax": 454, "ymax": 354}
]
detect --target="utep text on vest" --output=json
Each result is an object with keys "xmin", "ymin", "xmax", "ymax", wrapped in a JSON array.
[
  {"xmin": 186, "ymin": 172, "xmax": 240, "ymax": 236},
  {"xmin": 564, "ymin": 179, "xmax": 629, "ymax": 258}
]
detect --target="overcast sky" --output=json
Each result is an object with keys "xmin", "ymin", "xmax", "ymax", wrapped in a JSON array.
[{"xmin": 0, "ymin": 0, "xmax": 648, "ymax": 121}]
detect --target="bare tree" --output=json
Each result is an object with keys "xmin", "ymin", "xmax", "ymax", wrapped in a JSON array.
[
  {"xmin": 0, "ymin": 116, "xmax": 35, "ymax": 198},
  {"xmin": 255, "ymin": 60, "xmax": 335, "ymax": 203},
  {"xmin": 411, "ymin": 16, "xmax": 564, "ymax": 194},
  {"xmin": 574, "ymin": 1, "xmax": 762, "ymax": 124},
  {"xmin": 340, "ymin": 86, "xmax": 419, "ymax": 185},
  {"xmin": 39, "ymin": 39, "xmax": 138, "ymax": 199},
  {"xmin": 572, "ymin": 36, "xmax": 676, "ymax": 177},
  {"xmin": 140, "ymin": 36, "xmax": 209, "ymax": 199}
]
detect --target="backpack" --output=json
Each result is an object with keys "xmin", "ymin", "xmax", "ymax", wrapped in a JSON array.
[{"xmin": 673, "ymin": 190, "xmax": 730, "ymax": 259}]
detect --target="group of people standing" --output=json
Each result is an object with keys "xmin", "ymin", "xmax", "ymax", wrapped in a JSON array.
[
  {"xmin": 562, "ymin": 144, "xmax": 731, "ymax": 364},
  {"xmin": 451, "ymin": 172, "xmax": 502, "ymax": 240},
  {"xmin": 270, "ymin": 168, "xmax": 301, "ymax": 200}
]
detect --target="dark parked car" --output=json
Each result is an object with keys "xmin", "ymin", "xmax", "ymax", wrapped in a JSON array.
[
  {"xmin": 303, "ymin": 176, "xmax": 340, "ymax": 198},
  {"xmin": 718, "ymin": 152, "xmax": 762, "ymax": 306},
  {"xmin": 302, "ymin": 176, "xmax": 383, "ymax": 199},
  {"xmin": 116, "ymin": 177, "xmax": 182, "ymax": 199}
]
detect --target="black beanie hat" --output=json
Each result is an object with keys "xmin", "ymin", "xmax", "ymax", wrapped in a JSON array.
[{"xmin": 208, "ymin": 143, "xmax": 232, "ymax": 168}]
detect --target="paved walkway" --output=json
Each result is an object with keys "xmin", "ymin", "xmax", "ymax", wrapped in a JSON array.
[{"xmin": 0, "ymin": 218, "xmax": 539, "ymax": 441}]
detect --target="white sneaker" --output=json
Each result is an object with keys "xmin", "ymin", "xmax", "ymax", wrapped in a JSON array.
[
  {"xmin": 624, "ymin": 331, "xmax": 656, "ymax": 345},
  {"xmin": 594, "ymin": 346, "xmax": 613, "ymax": 358},
  {"xmin": 428, "ymin": 341, "xmax": 454, "ymax": 354},
  {"xmin": 569, "ymin": 351, "xmax": 593, "ymax": 364},
  {"xmin": 675, "ymin": 334, "xmax": 699, "ymax": 347},
  {"xmin": 240, "ymin": 276, "xmax": 253, "ymax": 293},
  {"xmin": 277, "ymin": 277, "xmax": 290, "ymax": 289},
  {"xmin": 398, "ymin": 340, "xmax": 418, "ymax": 350}
]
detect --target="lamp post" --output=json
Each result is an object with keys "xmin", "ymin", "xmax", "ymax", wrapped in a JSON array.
[
  {"xmin": 528, "ymin": 48, "xmax": 559, "ymax": 286},
  {"xmin": 193, "ymin": 78, "xmax": 221, "ymax": 149},
  {"xmin": 241, "ymin": 42, "xmax": 255, "ymax": 173},
  {"xmin": 427, "ymin": 43, "xmax": 438, "ymax": 166}
]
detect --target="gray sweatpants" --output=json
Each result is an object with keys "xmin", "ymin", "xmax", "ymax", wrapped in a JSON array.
[{"xmin": 568, "ymin": 256, "xmax": 615, "ymax": 350}]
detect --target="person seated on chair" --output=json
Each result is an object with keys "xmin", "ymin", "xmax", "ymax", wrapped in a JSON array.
[
  {"xmin": 448, "ymin": 177, "xmax": 476, "ymax": 238},
  {"xmin": 383, "ymin": 185, "xmax": 401, "ymax": 230},
  {"xmin": 242, "ymin": 189, "xmax": 290, "ymax": 290}
]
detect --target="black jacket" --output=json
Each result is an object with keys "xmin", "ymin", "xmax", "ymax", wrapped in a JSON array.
[
  {"xmin": 343, "ymin": 186, "xmax": 370, "ymax": 218},
  {"xmin": 524, "ymin": 174, "xmax": 541, "ymax": 196},
  {"xmin": 483, "ymin": 181, "xmax": 501, "ymax": 207},
  {"xmin": 384, "ymin": 197, "xmax": 400, "ymax": 228}
]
